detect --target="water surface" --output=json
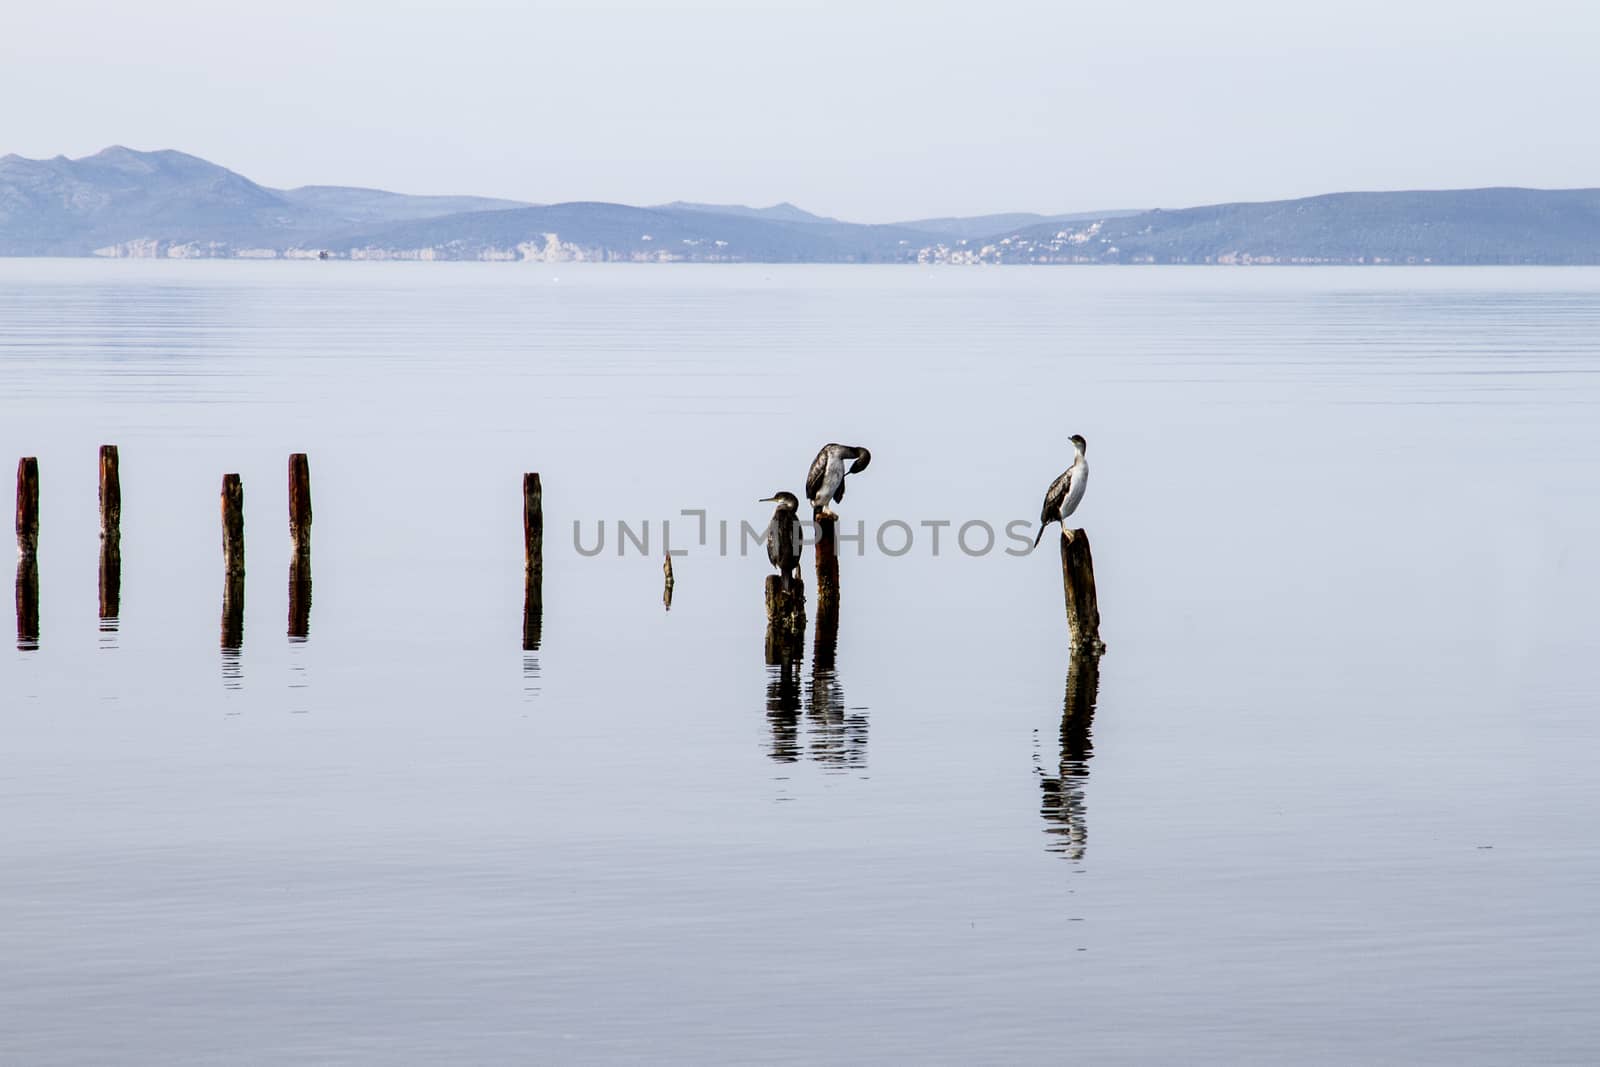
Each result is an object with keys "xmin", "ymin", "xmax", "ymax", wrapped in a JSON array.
[{"xmin": 2, "ymin": 262, "xmax": 1598, "ymax": 1062}]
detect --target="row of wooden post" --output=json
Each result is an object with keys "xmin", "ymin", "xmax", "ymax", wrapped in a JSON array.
[
  {"xmin": 20, "ymin": 454, "xmax": 1097, "ymax": 655},
  {"xmin": 13, "ymin": 450, "xmax": 312, "ymax": 652}
]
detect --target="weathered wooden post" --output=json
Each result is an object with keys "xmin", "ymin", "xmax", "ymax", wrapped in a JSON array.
[
  {"xmin": 764, "ymin": 574, "xmax": 806, "ymax": 663},
  {"xmin": 662, "ymin": 552, "xmax": 675, "ymax": 611},
  {"xmin": 16, "ymin": 457, "xmax": 38, "ymax": 559},
  {"xmin": 219, "ymin": 473, "xmax": 245, "ymax": 670},
  {"xmin": 99, "ymin": 446, "xmax": 121, "ymax": 625},
  {"xmin": 221, "ymin": 474, "xmax": 245, "ymax": 578},
  {"xmin": 1059, "ymin": 528, "xmax": 1105, "ymax": 653},
  {"xmin": 522, "ymin": 473, "xmax": 543, "ymax": 651},
  {"xmin": 288, "ymin": 453, "xmax": 312, "ymax": 554},
  {"xmin": 99, "ymin": 446, "xmax": 121, "ymax": 542},
  {"xmin": 15, "ymin": 457, "xmax": 39, "ymax": 650},
  {"xmin": 287, "ymin": 454, "xmax": 312, "ymax": 640},
  {"xmin": 814, "ymin": 512, "xmax": 839, "ymax": 610}
]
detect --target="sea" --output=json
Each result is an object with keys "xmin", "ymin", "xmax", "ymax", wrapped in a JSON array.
[{"xmin": 2, "ymin": 261, "xmax": 1597, "ymax": 1063}]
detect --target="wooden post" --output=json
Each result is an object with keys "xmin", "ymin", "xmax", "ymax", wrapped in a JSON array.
[
  {"xmin": 288, "ymin": 453, "xmax": 312, "ymax": 556},
  {"xmin": 814, "ymin": 511, "xmax": 839, "ymax": 610},
  {"xmin": 286, "ymin": 455, "xmax": 311, "ymax": 640},
  {"xmin": 764, "ymin": 574, "xmax": 806, "ymax": 663},
  {"xmin": 1060, "ymin": 528, "xmax": 1105, "ymax": 653},
  {"xmin": 221, "ymin": 474, "xmax": 245, "ymax": 577},
  {"xmin": 16, "ymin": 457, "xmax": 38, "ymax": 559},
  {"xmin": 16, "ymin": 556, "xmax": 38, "ymax": 651},
  {"xmin": 523, "ymin": 473, "xmax": 543, "ymax": 651},
  {"xmin": 662, "ymin": 552, "xmax": 675, "ymax": 611},
  {"xmin": 99, "ymin": 446, "xmax": 121, "ymax": 542},
  {"xmin": 523, "ymin": 473, "xmax": 542, "ymax": 583},
  {"xmin": 99, "ymin": 446, "xmax": 121, "ymax": 625}
]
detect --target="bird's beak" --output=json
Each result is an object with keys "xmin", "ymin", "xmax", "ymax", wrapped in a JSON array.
[{"xmin": 759, "ymin": 496, "xmax": 776, "ymax": 503}]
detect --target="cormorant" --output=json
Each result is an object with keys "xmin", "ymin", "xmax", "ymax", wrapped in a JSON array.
[
  {"xmin": 761, "ymin": 491, "xmax": 804, "ymax": 587},
  {"xmin": 1035, "ymin": 434, "xmax": 1089, "ymax": 548},
  {"xmin": 806, "ymin": 443, "xmax": 872, "ymax": 518}
]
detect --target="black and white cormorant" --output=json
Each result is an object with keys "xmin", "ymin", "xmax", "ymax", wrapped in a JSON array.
[
  {"xmin": 1035, "ymin": 434, "xmax": 1089, "ymax": 548},
  {"xmin": 805, "ymin": 443, "xmax": 872, "ymax": 518},
  {"xmin": 761, "ymin": 491, "xmax": 804, "ymax": 587}
]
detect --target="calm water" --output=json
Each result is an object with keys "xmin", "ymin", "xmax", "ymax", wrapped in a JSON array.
[{"xmin": 2, "ymin": 261, "xmax": 1598, "ymax": 1063}]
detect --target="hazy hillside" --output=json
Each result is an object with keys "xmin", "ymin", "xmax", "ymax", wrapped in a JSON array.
[
  {"xmin": 899, "ymin": 209, "xmax": 1141, "ymax": 240},
  {"xmin": 957, "ymin": 188, "xmax": 1600, "ymax": 265},
  {"xmin": 4, "ymin": 147, "xmax": 1599, "ymax": 264},
  {"xmin": 280, "ymin": 186, "xmax": 529, "ymax": 226},
  {"xmin": 0, "ymin": 147, "xmax": 532, "ymax": 256}
]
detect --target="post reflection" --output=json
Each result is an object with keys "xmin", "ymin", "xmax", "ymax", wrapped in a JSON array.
[
  {"xmin": 16, "ymin": 556, "xmax": 39, "ymax": 651},
  {"xmin": 288, "ymin": 550, "xmax": 311, "ymax": 641},
  {"xmin": 522, "ymin": 572, "xmax": 543, "ymax": 701},
  {"xmin": 221, "ymin": 573, "xmax": 244, "ymax": 689},
  {"xmin": 764, "ymin": 574, "xmax": 806, "ymax": 763},
  {"xmin": 805, "ymin": 588, "xmax": 867, "ymax": 769},
  {"xmin": 1039, "ymin": 650, "xmax": 1102, "ymax": 860},
  {"xmin": 98, "ymin": 537, "xmax": 121, "ymax": 642}
]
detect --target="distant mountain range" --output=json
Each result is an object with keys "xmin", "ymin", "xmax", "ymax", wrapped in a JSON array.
[{"xmin": 2, "ymin": 146, "xmax": 1597, "ymax": 264}]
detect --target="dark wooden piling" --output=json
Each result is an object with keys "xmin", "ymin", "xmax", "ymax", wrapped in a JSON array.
[
  {"xmin": 522, "ymin": 473, "xmax": 543, "ymax": 651},
  {"xmin": 764, "ymin": 574, "xmax": 806, "ymax": 663},
  {"xmin": 814, "ymin": 511, "xmax": 839, "ymax": 610},
  {"xmin": 1060, "ymin": 528, "xmax": 1105, "ymax": 653},
  {"xmin": 523, "ymin": 473, "xmax": 543, "ymax": 583},
  {"xmin": 16, "ymin": 457, "xmax": 39, "ymax": 559},
  {"xmin": 99, "ymin": 446, "xmax": 121, "ymax": 542},
  {"xmin": 99, "ymin": 446, "xmax": 121, "ymax": 624},
  {"xmin": 663, "ymin": 552, "xmax": 675, "ymax": 611},
  {"xmin": 16, "ymin": 556, "xmax": 38, "ymax": 651},
  {"xmin": 288, "ymin": 453, "xmax": 312, "ymax": 556},
  {"xmin": 528, "ymin": 473, "xmax": 553, "ymax": 652},
  {"xmin": 286, "ymin": 455, "xmax": 312, "ymax": 640},
  {"xmin": 221, "ymin": 474, "xmax": 245, "ymax": 578}
]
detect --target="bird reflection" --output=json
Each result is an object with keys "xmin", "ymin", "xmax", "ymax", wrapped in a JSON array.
[
  {"xmin": 762, "ymin": 565, "xmax": 867, "ymax": 772},
  {"xmin": 1039, "ymin": 650, "xmax": 1102, "ymax": 860},
  {"xmin": 16, "ymin": 556, "xmax": 39, "ymax": 651}
]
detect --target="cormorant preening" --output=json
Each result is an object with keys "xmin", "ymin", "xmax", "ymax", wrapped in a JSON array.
[
  {"xmin": 1035, "ymin": 434, "xmax": 1089, "ymax": 548},
  {"xmin": 806, "ymin": 443, "xmax": 872, "ymax": 518},
  {"xmin": 761, "ymin": 491, "xmax": 804, "ymax": 587}
]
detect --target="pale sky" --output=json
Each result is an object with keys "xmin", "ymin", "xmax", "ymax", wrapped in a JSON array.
[{"xmin": 3, "ymin": 0, "xmax": 1595, "ymax": 221}]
